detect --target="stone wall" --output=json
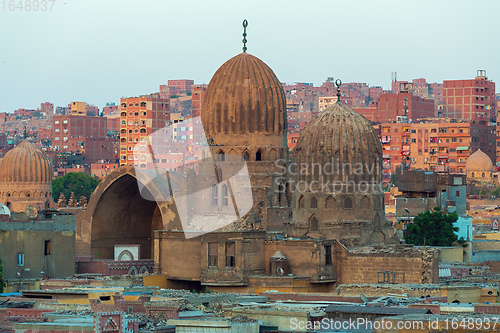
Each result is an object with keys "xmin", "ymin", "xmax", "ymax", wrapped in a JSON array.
[{"xmin": 337, "ymin": 244, "xmax": 439, "ymax": 285}]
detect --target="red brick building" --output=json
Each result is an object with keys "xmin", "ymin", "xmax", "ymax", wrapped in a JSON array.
[
  {"xmin": 40, "ymin": 102, "xmax": 54, "ymax": 115},
  {"xmin": 191, "ymin": 84, "xmax": 206, "ymax": 118},
  {"xmin": 376, "ymin": 91, "xmax": 435, "ymax": 122},
  {"xmin": 380, "ymin": 119, "xmax": 496, "ymax": 181},
  {"xmin": 119, "ymin": 96, "xmax": 170, "ymax": 166},
  {"xmin": 167, "ymin": 79, "xmax": 194, "ymax": 94},
  {"xmin": 443, "ymin": 70, "xmax": 496, "ymax": 121},
  {"xmin": 52, "ymin": 115, "xmax": 107, "ymax": 152}
]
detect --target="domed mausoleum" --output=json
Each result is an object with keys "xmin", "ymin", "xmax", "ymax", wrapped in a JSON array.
[
  {"xmin": 0, "ymin": 140, "xmax": 53, "ymax": 212},
  {"xmin": 465, "ymin": 148, "xmax": 493, "ymax": 180},
  {"xmin": 198, "ymin": 51, "xmax": 290, "ymax": 230},
  {"xmin": 289, "ymin": 90, "xmax": 394, "ymax": 245}
]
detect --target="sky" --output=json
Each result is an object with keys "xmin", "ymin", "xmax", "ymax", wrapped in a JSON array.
[{"xmin": 0, "ymin": 0, "xmax": 498, "ymax": 112}]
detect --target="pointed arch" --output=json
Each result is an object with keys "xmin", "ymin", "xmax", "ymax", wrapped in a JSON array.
[
  {"xmin": 344, "ymin": 196, "xmax": 353, "ymax": 209},
  {"xmin": 325, "ymin": 195, "xmax": 335, "ymax": 209},
  {"xmin": 309, "ymin": 215, "xmax": 319, "ymax": 232},
  {"xmin": 360, "ymin": 195, "xmax": 370, "ymax": 209},
  {"xmin": 256, "ymin": 149, "xmax": 262, "ymax": 161},
  {"xmin": 243, "ymin": 150, "xmax": 250, "ymax": 161},
  {"xmin": 310, "ymin": 196, "xmax": 318, "ymax": 209}
]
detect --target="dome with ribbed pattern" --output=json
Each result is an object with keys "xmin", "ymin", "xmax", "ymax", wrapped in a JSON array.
[
  {"xmin": 202, "ymin": 53, "xmax": 286, "ymax": 146},
  {"xmin": 0, "ymin": 140, "xmax": 52, "ymax": 183},
  {"xmin": 294, "ymin": 101, "xmax": 382, "ymax": 185}
]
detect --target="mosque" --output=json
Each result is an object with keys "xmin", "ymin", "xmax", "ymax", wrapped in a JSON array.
[
  {"xmin": 0, "ymin": 22, "xmax": 438, "ymax": 292},
  {"xmin": 75, "ymin": 22, "xmax": 439, "ymax": 292}
]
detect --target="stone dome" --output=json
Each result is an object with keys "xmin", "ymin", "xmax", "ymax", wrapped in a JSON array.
[
  {"xmin": 202, "ymin": 52, "xmax": 286, "ymax": 146},
  {"xmin": 0, "ymin": 140, "xmax": 52, "ymax": 183},
  {"xmin": 465, "ymin": 148, "xmax": 493, "ymax": 172},
  {"xmin": 294, "ymin": 101, "xmax": 382, "ymax": 185}
]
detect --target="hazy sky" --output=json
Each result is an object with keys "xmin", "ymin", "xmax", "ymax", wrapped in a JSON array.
[{"xmin": 0, "ymin": 0, "xmax": 498, "ymax": 112}]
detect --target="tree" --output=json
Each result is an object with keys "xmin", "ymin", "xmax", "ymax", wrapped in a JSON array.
[
  {"xmin": 52, "ymin": 172, "xmax": 100, "ymax": 203},
  {"xmin": 404, "ymin": 207, "xmax": 459, "ymax": 247}
]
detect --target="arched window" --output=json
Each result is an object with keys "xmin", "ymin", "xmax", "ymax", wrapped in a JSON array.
[
  {"xmin": 256, "ymin": 150, "xmax": 262, "ymax": 161},
  {"xmin": 5, "ymin": 202, "xmax": 10, "ymax": 209},
  {"xmin": 121, "ymin": 120, "xmax": 126, "ymax": 125},
  {"xmin": 121, "ymin": 112, "xmax": 126, "ymax": 117},
  {"xmin": 482, "ymin": 172, "xmax": 485, "ymax": 178},
  {"xmin": 344, "ymin": 196, "xmax": 353, "ymax": 209},
  {"xmin": 243, "ymin": 151, "xmax": 250, "ymax": 161},
  {"xmin": 361, "ymin": 196, "xmax": 370, "ymax": 209},
  {"xmin": 211, "ymin": 185, "xmax": 218, "ymax": 206},
  {"xmin": 309, "ymin": 215, "xmax": 319, "ymax": 231},
  {"xmin": 222, "ymin": 184, "xmax": 229, "ymax": 206},
  {"xmin": 140, "ymin": 128, "xmax": 146, "ymax": 133},
  {"xmin": 140, "ymin": 102, "xmax": 146, "ymax": 107},
  {"xmin": 26, "ymin": 192, "xmax": 30, "ymax": 198},
  {"xmin": 310, "ymin": 196, "xmax": 317, "ymax": 209},
  {"xmin": 121, "ymin": 129, "xmax": 126, "ymax": 134},
  {"xmin": 216, "ymin": 150, "xmax": 225, "ymax": 162},
  {"xmin": 121, "ymin": 138, "xmax": 126, "ymax": 142},
  {"xmin": 472, "ymin": 172, "xmax": 475, "ymax": 177},
  {"xmin": 325, "ymin": 196, "xmax": 335, "ymax": 209}
]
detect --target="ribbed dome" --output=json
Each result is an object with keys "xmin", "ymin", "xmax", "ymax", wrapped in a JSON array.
[
  {"xmin": 202, "ymin": 53, "xmax": 286, "ymax": 139},
  {"xmin": 294, "ymin": 101, "xmax": 382, "ymax": 184},
  {"xmin": 465, "ymin": 148, "xmax": 493, "ymax": 172},
  {"xmin": 0, "ymin": 140, "xmax": 52, "ymax": 183}
]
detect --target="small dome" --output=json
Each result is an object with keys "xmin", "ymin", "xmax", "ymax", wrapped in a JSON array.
[
  {"xmin": 465, "ymin": 148, "xmax": 493, "ymax": 172},
  {"xmin": 0, "ymin": 140, "xmax": 52, "ymax": 183},
  {"xmin": 294, "ymin": 101, "xmax": 382, "ymax": 184},
  {"xmin": 202, "ymin": 53, "xmax": 286, "ymax": 142}
]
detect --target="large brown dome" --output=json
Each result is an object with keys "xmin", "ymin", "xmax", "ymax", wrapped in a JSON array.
[
  {"xmin": 465, "ymin": 148, "xmax": 493, "ymax": 172},
  {"xmin": 202, "ymin": 53, "xmax": 286, "ymax": 144},
  {"xmin": 294, "ymin": 101, "xmax": 382, "ymax": 185},
  {"xmin": 0, "ymin": 140, "xmax": 52, "ymax": 183}
]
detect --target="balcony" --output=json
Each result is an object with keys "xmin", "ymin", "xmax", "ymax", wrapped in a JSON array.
[{"xmin": 383, "ymin": 154, "xmax": 391, "ymax": 159}]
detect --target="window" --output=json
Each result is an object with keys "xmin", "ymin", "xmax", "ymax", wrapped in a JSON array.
[
  {"xmin": 256, "ymin": 150, "xmax": 262, "ymax": 161},
  {"xmin": 310, "ymin": 196, "xmax": 317, "ymax": 209},
  {"xmin": 344, "ymin": 197, "xmax": 353, "ymax": 209},
  {"xmin": 55, "ymin": 129, "xmax": 59, "ymax": 132},
  {"xmin": 225, "ymin": 242, "xmax": 235, "ymax": 267},
  {"xmin": 44, "ymin": 240, "xmax": 51, "ymax": 255},
  {"xmin": 325, "ymin": 245, "xmax": 332, "ymax": 266},
  {"xmin": 63, "ymin": 120, "xmax": 68, "ymax": 124},
  {"xmin": 222, "ymin": 184, "xmax": 229, "ymax": 206},
  {"xmin": 17, "ymin": 253, "xmax": 24, "ymax": 266},
  {"xmin": 208, "ymin": 243, "xmax": 218, "ymax": 267},
  {"xmin": 456, "ymin": 191, "xmax": 460, "ymax": 197},
  {"xmin": 211, "ymin": 185, "xmax": 218, "ymax": 206},
  {"xmin": 54, "ymin": 120, "xmax": 59, "ymax": 124},
  {"xmin": 310, "ymin": 215, "xmax": 319, "ymax": 231}
]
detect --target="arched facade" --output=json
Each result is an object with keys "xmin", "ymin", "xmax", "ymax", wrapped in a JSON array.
[{"xmin": 77, "ymin": 166, "xmax": 181, "ymax": 260}]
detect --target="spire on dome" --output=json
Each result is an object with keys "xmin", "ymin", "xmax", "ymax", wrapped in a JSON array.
[{"xmin": 242, "ymin": 19, "xmax": 248, "ymax": 53}]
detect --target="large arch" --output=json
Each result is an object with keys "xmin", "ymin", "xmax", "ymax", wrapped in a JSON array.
[{"xmin": 80, "ymin": 166, "xmax": 180, "ymax": 260}]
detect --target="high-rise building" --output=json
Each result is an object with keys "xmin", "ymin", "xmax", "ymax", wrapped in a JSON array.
[
  {"xmin": 443, "ymin": 70, "xmax": 496, "ymax": 122},
  {"xmin": 191, "ymin": 84, "xmax": 206, "ymax": 118},
  {"xmin": 380, "ymin": 119, "xmax": 496, "ymax": 182},
  {"xmin": 168, "ymin": 79, "xmax": 194, "ymax": 94},
  {"xmin": 119, "ymin": 96, "xmax": 170, "ymax": 166},
  {"xmin": 52, "ymin": 115, "xmax": 107, "ymax": 151}
]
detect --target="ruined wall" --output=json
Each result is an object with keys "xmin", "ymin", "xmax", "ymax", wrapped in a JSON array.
[{"xmin": 337, "ymin": 244, "xmax": 439, "ymax": 285}]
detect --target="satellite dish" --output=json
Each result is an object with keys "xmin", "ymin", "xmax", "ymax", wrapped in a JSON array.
[
  {"xmin": 26, "ymin": 205, "xmax": 38, "ymax": 220},
  {"xmin": 0, "ymin": 203, "xmax": 11, "ymax": 218}
]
